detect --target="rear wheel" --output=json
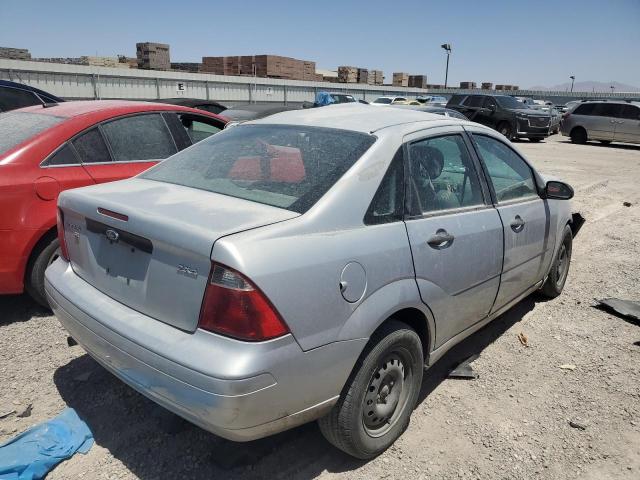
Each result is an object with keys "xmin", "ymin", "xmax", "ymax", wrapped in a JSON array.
[
  {"xmin": 497, "ymin": 122, "xmax": 514, "ymax": 140},
  {"xmin": 570, "ymin": 127, "xmax": 587, "ymax": 144},
  {"xmin": 318, "ymin": 320, "xmax": 423, "ymax": 459},
  {"xmin": 25, "ymin": 238, "xmax": 60, "ymax": 308},
  {"xmin": 540, "ymin": 225, "xmax": 572, "ymax": 298}
]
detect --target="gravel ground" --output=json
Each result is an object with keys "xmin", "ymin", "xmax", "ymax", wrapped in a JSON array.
[{"xmin": 1, "ymin": 134, "xmax": 639, "ymax": 480}]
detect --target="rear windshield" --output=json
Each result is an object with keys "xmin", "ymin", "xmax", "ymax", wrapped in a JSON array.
[
  {"xmin": 142, "ymin": 124, "xmax": 376, "ymax": 213},
  {"xmin": 0, "ymin": 111, "xmax": 64, "ymax": 156}
]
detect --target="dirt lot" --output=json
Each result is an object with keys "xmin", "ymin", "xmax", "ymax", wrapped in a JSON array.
[{"xmin": 1, "ymin": 134, "xmax": 639, "ymax": 480}]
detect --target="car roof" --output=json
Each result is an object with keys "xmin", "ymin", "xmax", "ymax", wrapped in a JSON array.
[
  {"xmin": 248, "ymin": 103, "xmax": 469, "ymax": 133},
  {"xmin": 0, "ymin": 80, "xmax": 65, "ymax": 102},
  {"xmin": 14, "ymin": 99, "xmax": 218, "ymax": 118}
]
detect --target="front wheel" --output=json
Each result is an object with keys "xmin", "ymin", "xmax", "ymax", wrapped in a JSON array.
[
  {"xmin": 497, "ymin": 122, "xmax": 514, "ymax": 140},
  {"xmin": 540, "ymin": 225, "xmax": 572, "ymax": 298},
  {"xmin": 318, "ymin": 320, "xmax": 423, "ymax": 459},
  {"xmin": 25, "ymin": 238, "xmax": 60, "ymax": 308}
]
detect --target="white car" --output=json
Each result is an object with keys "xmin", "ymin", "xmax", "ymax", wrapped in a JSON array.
[{"xmin": 371, "ymin": 96, "xmax": 408, "ymax": 106}]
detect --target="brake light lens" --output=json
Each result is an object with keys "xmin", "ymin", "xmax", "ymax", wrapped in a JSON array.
[
  {"xmin": 56, "ymin": 208, "xmax": 69, "ymax": 261},
  {"xmin": 198, "ymin": 263, "xmax": 290, "ymax": 341}
]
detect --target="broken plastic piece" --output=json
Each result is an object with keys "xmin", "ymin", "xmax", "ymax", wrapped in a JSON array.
[
  {"xmin": 597, "ymin": 298, "xmax": 640, "ymax": 323},
  {"xmin": 569, "ymin": 421, "xmax": 586, "ymax": 430},
  {"xmin": 448, "ymin": 354, "xmax": 479, "ymax": 379}
]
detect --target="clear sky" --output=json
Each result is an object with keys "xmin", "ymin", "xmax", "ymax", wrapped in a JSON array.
[{"xmin": 2, "ymin": 0, "xmax": 639, "ymax": 88}]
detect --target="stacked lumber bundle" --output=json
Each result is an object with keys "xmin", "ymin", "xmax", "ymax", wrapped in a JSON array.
[{"xmin": 393, "ymin": 72, "xmax": 409, "ymax": 87}]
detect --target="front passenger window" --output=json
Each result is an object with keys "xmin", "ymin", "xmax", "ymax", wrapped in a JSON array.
[
  {"xmin": 408, "ymin": 135, "xmax": 484, "ymax": 214},
  {"xmin": 473, "ymin": 135, "xmax": 538, "ymax": 202},
  {"xmin": 179, "ymin": 115, "xmax": 222, "ymax": 144}
]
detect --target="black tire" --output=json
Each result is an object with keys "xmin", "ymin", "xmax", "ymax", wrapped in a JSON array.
[
  {"xmin": 497, "ymin": 122, "xmax": 514, "ymax": 140},
  {"xmin": 318, "ymin": 320, "xmax": 423, "ymax": 459},
  {"xmin": 540, "ymin": 225, "xmax": 572, "ymax": 298},
  {"xmin": 529, "ymin": 138, "xmax": 542, "ymax": 142},
  {"xmin": 25, "ymin": 237, "xmax": 60, "ymax": 308},
  {"xmin": 570, "ymin": 127, "xmax": 587, "ymax": 144}
]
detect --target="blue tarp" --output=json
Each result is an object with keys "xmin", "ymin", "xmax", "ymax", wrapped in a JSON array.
[
  {"xmin": 0, "ymin": 408, "xmax": 93, "ymax": 480},
  {"xmin": 315, "ymin": 92, "xmax": 335, "ymax": 106}
]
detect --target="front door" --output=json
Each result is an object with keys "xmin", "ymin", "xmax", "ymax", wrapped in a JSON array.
[
  {"xmin": 470, "ymin": 133, "xmax": 553, "ymax": 311},
  {"xmin": 403, "ymin": 128, "xmax": 503, "ymax": 347}
]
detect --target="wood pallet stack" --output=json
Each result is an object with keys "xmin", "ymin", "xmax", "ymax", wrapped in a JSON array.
[
  {"xmin": 357, "ymin": 68, "xmax": 369, "ymax": 84},
  {"xmin": 481, "ymin": 82, "xmax": 493, "ymax": 90},
  {"xmin": 392, "ymin": 72, "xmax": 409, "ymax": 87},
  {"xmin": 338, "ymin": 66, "xmax": 359, "ymax": 83},
  {"xmin": 408, "ymin": 75, "xmax": 428, "ymax": 89},
  {"xmin": 459, "ymin": 81, "xmax": 477, "ymax": 89},
  {"xmin": 368, "ymin": 70, "xmax": 384, "ymax": 85}
]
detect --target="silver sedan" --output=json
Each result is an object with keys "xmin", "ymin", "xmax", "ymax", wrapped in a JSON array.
[{"xmin": 46, "ymin": 104, "xmax": 577, "ymax": 459}]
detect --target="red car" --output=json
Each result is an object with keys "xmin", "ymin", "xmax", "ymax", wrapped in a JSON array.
[{"xmin": 0, "ymin": 100, "xmax": 227, "ymax": 306}]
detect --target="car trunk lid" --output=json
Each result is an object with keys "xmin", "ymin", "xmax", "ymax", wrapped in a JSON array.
[{"xmin": 58, "ymin": 178, "xmax": 298, "ymax": 332}]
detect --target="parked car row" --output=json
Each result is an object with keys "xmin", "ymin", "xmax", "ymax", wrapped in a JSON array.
[
  {"xmin": 0, "ymin": 100, "xmax": 226, "ymax": 305},
  {"xmin": 560, "ymin": 100, "xmax": 640, "ymax": 145},
  {"xmin": 44, "ymin": 104, "xmax": 577, "ymax": 459}
]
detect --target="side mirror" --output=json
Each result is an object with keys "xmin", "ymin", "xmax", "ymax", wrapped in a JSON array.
[
  {"xmin": 488, "ymin": 104, "xmax": 496, "ymax": 113},
  {"xmin": 545, "ymin": 181, "xmax": 574, "ymax": 200}
]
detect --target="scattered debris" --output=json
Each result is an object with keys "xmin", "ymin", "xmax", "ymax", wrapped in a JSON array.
[
  {"xmin": 596, "ymin": 298, "xmax": 640, "ymax": 324},
  {"xmin": 559, "ymin": 364, "xmax": 576, "ymax": 371},
  {"xmin": 517, "ymin": 332, "xmax": 529, "ymax": 347},
  {"xmin": 67, "ymin": 336, "xmax": 78, "ymax": 347},
  {"xmin": 569, "ymin": 421, "xmax": 587, "ymax": 431},
  {"xmin": 16, "ymin": 404, "xmax": 33, "ymax": 418},
  {"xmin": 448, "ymin": 354, "xmax": 479, "ymax": 379},
  {"xmin": 0, "ymin": 410, "xmax": 16, "ymax": 419},
  {"xmin": 73, "ymin": 371, "xmax": 92, "ymax": 382},
  {"xmin": 623, "ymin": 201, "xmax": 632, "ymax": 207},
  {"xmin": 0, "ymin": 408, "xmax": 93, "ymax": 479}
]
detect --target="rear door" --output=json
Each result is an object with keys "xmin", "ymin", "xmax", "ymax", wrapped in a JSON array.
[
  {"xmin": 614, "ymin": 104, "xmax": 640, "ymax": 144},
  {"xmin": 403, "ymin": 126, "xmax": 503, "ymax": 346},
  {"xmin": 78, "ymin": 113, "xmax": 178, "ymax": 183},
  {"xmin": 585, "ymin": 103, "xmax": 620, "ymax": 141},
  {"xmin": 470, "ymin": 132, "xmax": 553, "ymax": 311},
  {"xmin": 457, "ymin": 95, "xmax": 484, "ymax": 121}
]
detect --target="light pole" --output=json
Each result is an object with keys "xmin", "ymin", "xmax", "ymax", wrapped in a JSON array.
[
  {"xmin": 610, "ymin": 85, "xmax": 615, "ymax": 94},
  {"xmin": 441, "ymin": 43, "xmax": 451, "ymax": 88},
  {"xmin": 569, "ymin": 75, "xmax": 575, "ymax": 93}
]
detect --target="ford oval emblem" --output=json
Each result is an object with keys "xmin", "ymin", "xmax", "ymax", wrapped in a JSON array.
[{"xmin": 105, "ymin": 229, "xmax": 119, "ymax": 242}]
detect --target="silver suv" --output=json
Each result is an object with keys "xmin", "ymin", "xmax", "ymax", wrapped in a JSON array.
[{"xmin": 561, "ymin": 100, "xmax": 640, "ymax": 145}]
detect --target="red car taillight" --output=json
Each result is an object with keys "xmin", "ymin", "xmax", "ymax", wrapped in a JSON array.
[
  {"xmin": 56, "ymin": 208, "xmax": 69, "ymax": 261},
  {"xmin": 198, "ymin": 263, "xmax": 290, "ymax": 341}
]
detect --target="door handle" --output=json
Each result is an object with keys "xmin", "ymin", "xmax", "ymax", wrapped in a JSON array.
[
  {"xmin": 510, "ymin": 215, "xmax": 525, "ymax": 233},
  {"xmin": 427, "ymin": 229, "xmax": 455, "ymax": 249}
]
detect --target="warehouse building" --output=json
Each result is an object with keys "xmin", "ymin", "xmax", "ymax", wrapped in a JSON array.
[{"xmin": 137, "ymin": 42, "xmax": 170, "ymax": 70}]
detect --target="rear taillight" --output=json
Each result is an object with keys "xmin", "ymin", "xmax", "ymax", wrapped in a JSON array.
[
  {"xmin": 198, "ymin": 263, "xmax": 290, "ymax": 341},
  {"xmin": 56, "ymin": 208, "xmax": 69, "ymax": 261},
  {"xmin": 562, "ymin": 112, "xmax": 570, "ymax": 120}
]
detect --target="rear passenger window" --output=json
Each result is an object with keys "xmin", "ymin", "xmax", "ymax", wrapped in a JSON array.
[
  {"xmin": 592, "ymin": 103, "xmax": 622, "ymax": 118},
  {"xmin": 463, "ymin": 96, "xmax": 483, "ymax": 108},
  {"xmin": 73, "ymin": 128, "xmax": 111, "ymax": 163},
  {"xmin": 573, "ymin": 104, "xmax": 595, "ymax": 115},
  {"xmin": 619, "ymin": 105, "xmax": 640, "ymax": 120},
  {"xmin": 408, "ymin": 135, "xmax": 484, "ymax": 214},
  {"xmin": 365, "ymin": 149, "xmax": 404, "ymax": 225},
  {"xmin": 473, "ymin": 135, "xmax": 537, "ymax": 203},
  {"xmin": 45, "ymin": 144, "xmax": 79, "ymax": 166},
  {"xmin": 101, "ymin": 114, "xmax": 177, "ymax": 162}
]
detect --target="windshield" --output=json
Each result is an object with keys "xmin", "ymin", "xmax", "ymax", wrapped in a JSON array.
[
  {"xmin": 142, "ymin": 124, "xmax": 376, "ymax": 213},
  {"xmin": 496, "ymin": 96, "xmax": 527, "ymax": 110},
  {"xmin": 373, "ymin": 98, "xmax": 392, "ymax": 104},
  {"xmin": 0, "ymin": 111, "xmax": 64, "ymax": 156}
]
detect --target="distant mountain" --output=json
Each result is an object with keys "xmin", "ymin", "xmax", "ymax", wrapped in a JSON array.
[{"xmin": 528, "ymin": 81, "xmax": 640, "ymax": 93}]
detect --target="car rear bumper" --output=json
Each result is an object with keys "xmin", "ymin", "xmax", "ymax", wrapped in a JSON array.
[{"xmin": 45, "ymin": 259, "xmax": 365, "ymax": 441}]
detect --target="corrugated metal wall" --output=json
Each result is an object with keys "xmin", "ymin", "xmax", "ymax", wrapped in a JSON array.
[{"xmin": 2, "ymin": 59, "xmax": 638, "ymax": 104}]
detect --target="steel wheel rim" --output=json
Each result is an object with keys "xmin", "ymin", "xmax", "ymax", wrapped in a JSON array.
[
  {"xmin": 362, "ymin": 351, "xmax": 413, "ymax": 437},
  {"xmin": 47, "ymin": 247, "xmax": 61, "ymax": 267},
  {"xmin": 556, "ymin": 243, "xmax": 569, "ymax": 285}
]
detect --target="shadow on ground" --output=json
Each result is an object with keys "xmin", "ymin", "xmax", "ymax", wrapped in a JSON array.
[
  {"xmin": 53, "ymin": 296, "xmax": 539, "ymax": 479},
  {"xmin": 556, "ymin": 139, "xmax": 640, "ymax": 151},
  {"xmin": 0, "ymin": 294, "xmax": 51, "ymax": 325}
]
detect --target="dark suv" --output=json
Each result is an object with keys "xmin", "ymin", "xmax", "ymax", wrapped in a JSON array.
[{"xmin": 447, "ymin": 94, "xmax": 552, "ymax": 141}]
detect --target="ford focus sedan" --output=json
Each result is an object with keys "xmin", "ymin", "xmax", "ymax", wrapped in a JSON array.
[
  {"xmin": 0, "ymin": 100, "xmax": 226, "ymax": 306},
  {"xmin": 45, "ymin": 104, "xmax": 577, "ymax": 459}
]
